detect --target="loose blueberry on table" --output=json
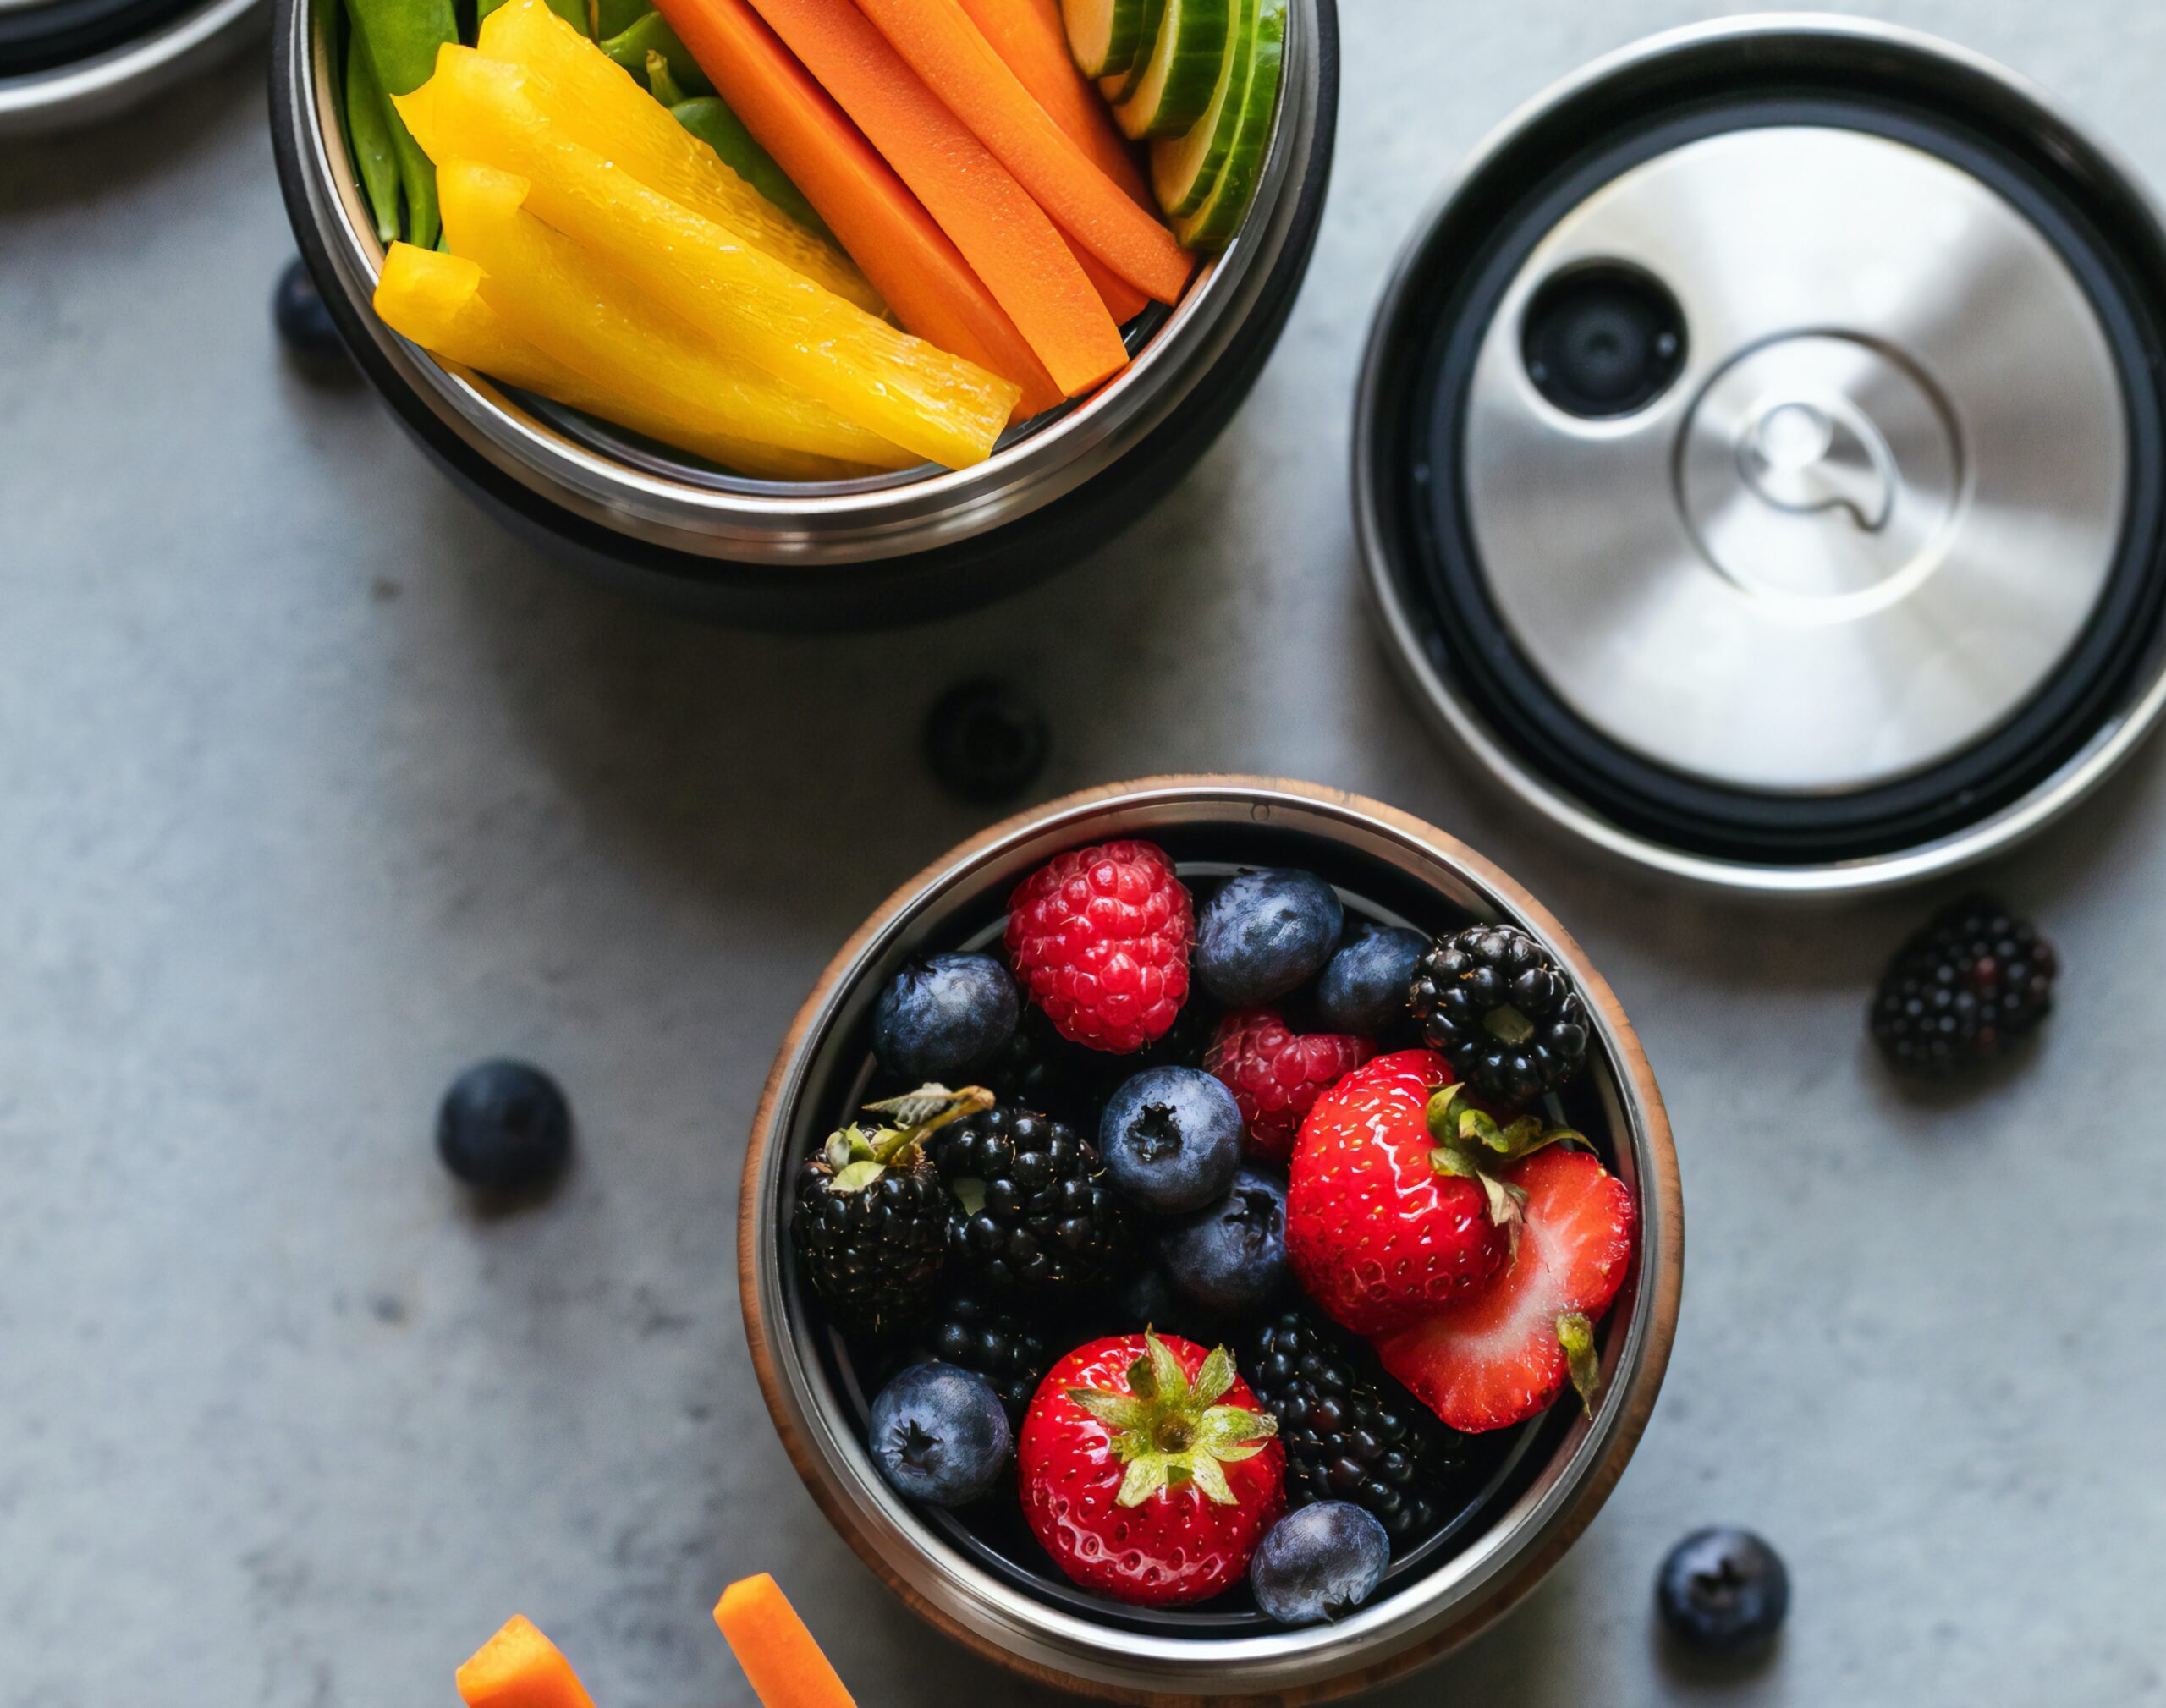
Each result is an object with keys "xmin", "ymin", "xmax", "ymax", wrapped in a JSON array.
[
  {"xmin": 1656, "ymin": 1527, "xmax": 1789, "ymax": 1653},
  {"xmin": 437, "ymin": 1058, "xmax": 574, "ymax": 1195},
  {"xmin": 790, "ymin": 838, "xmax": 1641, "ymax": 1620}
]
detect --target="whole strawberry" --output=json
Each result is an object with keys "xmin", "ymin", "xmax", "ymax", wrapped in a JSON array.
[
  {"xmin": 1006, "ymin": 841, "xmax": 1195, "ymax": 1055},
  {"xmin": 1019, "ymin": 1330, "xmax": 1285, "ymax": 1606},
  {"xmin": 1286, "ymin": 1051, "xmax": 1581, "ymax": 1336},
  {"xmin": 1205, "ymin": 1008, "xmax": 1375, "ymax": 1162}
]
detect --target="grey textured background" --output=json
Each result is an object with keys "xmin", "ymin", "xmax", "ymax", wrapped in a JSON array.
[{"xmin": 5, "ymin": 1, "xmax": 2165, "ymax": 1704}]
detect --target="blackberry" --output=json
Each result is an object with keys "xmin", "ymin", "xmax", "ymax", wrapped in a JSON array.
[
  {"xmin": 1410, "ymin": 925, "xmax": 1590, "ymax": 1104},
  {"xmin": 918, "ymin": 1293, "xmax": 1053, "ymax": 1422},
  {"xmin": 1246, "ymin": 1310, "xmax": 1467, "ymax": 1548},
  {"xmin": 1871, "ymin": 896, "xmax": 2057, "ymax": 1078},
  {"xmin": 793, "ymin": 1087, "xmax": 987, "ymax": 1337},
  {"xmin": 987, "ymin": 996, "xmax": 1223, "ymax": 1129},
  {"xmin": 932, "ymin": 1106, "xmax": 1128, "ymax": 1294}
]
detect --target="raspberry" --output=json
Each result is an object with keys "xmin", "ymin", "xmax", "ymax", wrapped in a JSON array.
[
  {"xmin": 1205, "ymin": 1009, "xmax": 1374, "ymax": 1162},
  {"xmin": 1005, "ymin": 840, "xmax": 1194, "ymax": 1054}
]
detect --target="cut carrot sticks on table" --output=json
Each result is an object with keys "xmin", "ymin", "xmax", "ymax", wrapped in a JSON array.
[
  {"xmin": 454, "ymin": 1616, "xmax": 599, "ymax": 1708},
  {"xmin": 731, "ymin": 0, "xmax": 1129, "ymax": 397},
  {"xmin": 853, "ymin": 0, "xmax": 1194, "ymax": 303},
  {"xmin": 714, "ymin": 1574, "xmax": 858, "ymax": 1708},
  {"xmin": 648, "ymin": 0, "xmax": 1064, "ymax": 415},
  {"xmin": 956, "ymin": 0, "xmax": 1153, "ymax": 206}
]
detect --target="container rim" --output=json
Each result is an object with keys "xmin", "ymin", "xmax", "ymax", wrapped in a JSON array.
[
  {"xmin": 0, "ymin": 0, "xmax": 257, "ymax": 135},
  {"xmin": 274, "ymin": 0, "xmax": 1327, "ymax": 565},
  {"xmin": 1352, "ymin": 14, "xmax": 2166, "ymax": 898},
  {"xmin": 739, "ymin": 777, "xmax": 1684, "ymax": 1703}
]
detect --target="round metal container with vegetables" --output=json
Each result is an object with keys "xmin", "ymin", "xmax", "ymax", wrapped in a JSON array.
[
  {"xmin": 271, "ymin": 0, "xmax": 1337, "ymax": 625},
  {"xmin": 743, "ymin": 779, "xmax": 1681, "ymax": 1703}
]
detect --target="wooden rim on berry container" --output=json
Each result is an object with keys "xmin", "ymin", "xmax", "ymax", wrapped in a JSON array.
[{"xmin": 742, "ymin": 777, "xmax": 1683, "ymax": 1705}]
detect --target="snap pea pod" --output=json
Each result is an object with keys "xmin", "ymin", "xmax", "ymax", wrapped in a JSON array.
[
  {"xmin": 591, "ymin": 0, "xmax": 646, "ymax": 41},
  {"xmin": 347, "ymin": 0, "xmax": 458, "ymax": 246},
  {"xmin": 344, "ymin": 27, "xmax": 404, "ymax": 244},
  {"xmin": 641, "ymin": 46, "xmax": 687, "ymax": 107},
  {"xmin": 663, "ymin": 91, "xmax": 833, "ymax": 244},
  {"xmin": 603, "ymin": 11, "xmax": 709, "ymax": 95},
  {"xmin": 477, "ymin": 0, "xmax": 591, "ymax": 36}
]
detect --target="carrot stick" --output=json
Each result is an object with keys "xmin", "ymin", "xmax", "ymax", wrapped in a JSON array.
[
  {"xmin": 649, "ymin": 0, "xmax": 1064, "ymax": 415},
  {"xmin": 454, "ymin": 1616, "xmax": 597, "ymax": 1708},
  {"xmin": 954, "ymin": 0, "xmax": 1151, "ymax": 206},
  {"xmin": 1068, "ymin": 234, "xmax": 1149, "ymax": 325},
  {"xmin": 713, "ymin": 1575, "xmax": 857, "ymax": 1708},
  {"xmin": 736, "ymin": 0, "xmax": 1127, "ymax": 397},
  {"xmin": 854, "ymin": 0, "xmax": 1192, "ymax": 303}
]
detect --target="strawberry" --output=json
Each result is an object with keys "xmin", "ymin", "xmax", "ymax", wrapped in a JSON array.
[
  {"xmin": 1017, "ymin": 1330, "xmax": 1285, "ymax": 1606},
  {"xmin": 1203, "ymin": 1008, "xmax": 1375, "ymax": 1162},
  {"xmin": 1376, "ymin": 1148, "xmax": 1636, "ymax": 1433},
  {"xmin": 1006, "ymin": 841, "xmax": 1196, "ymax": 1055}
]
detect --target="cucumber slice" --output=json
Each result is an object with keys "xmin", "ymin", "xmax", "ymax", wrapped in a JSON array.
[
  {"xmin": 1172, "ymin": 0, "xmax": 1282, "ymax": 252},
  {"xmin": 1063, "ymin": 0, "xmax": 1161, "ymax": 80},
  {"xmin": 1148, "ymin": 0, "xmax": 1252, "ymax": 218},
  {"xmin": 1112, "ymin": 0, "xmax": 1229, "ymax": 140}
]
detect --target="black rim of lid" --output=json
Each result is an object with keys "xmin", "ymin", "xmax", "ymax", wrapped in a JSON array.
[
  {"xmin": 0, "ymin": 0, "xmax": 206, "ymax": 76},
  {"xmin": 1365, "ymin": 34, "xmax": 2166, "ymax": 867}
]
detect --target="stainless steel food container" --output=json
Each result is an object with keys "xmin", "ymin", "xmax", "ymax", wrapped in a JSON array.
[
  {"xmin": 1355, "ymin": 17, "xmax": 2166, "ymax": 898},
  {"xmin": 0, "ymin": 0, "xmax": 261, "ymax": 135},
  {"xmin": 742, "ymin": 777, "xmax": 1683, "ymax": 1705},
  {"xmin": 269, "ymin": 0, "xmax": 1338, "ymax": 629}
]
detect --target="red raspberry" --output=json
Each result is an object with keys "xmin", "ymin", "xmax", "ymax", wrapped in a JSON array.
[
  {"xmin": 1006, "ymin": 840, "xmax": 1194, "ymax": 1054},
  {"xmin": 1204, "ymin": 1009, "xmax": 1375, "ymax": 1162}
]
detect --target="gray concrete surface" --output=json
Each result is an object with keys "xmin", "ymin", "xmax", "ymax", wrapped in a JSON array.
[{"xmin": 5, "ymin": 1, "xmax": 2166, "ymax": 1704}]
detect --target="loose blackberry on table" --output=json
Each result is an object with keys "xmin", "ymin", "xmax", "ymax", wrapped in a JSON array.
[
  {"xmin": 1409, "ymin": 925, "xmax": 1592, "ymax": 1104},
  {"xmin": 932, "ymin": 1105, "xmax": 1129, "ymax": 1294},
  {"xmin": 1870, "ymin": 895, "xmax": 2057, "ymax": 1078}
]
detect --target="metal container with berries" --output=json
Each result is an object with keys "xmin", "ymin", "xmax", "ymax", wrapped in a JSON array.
[{"xmin": 741, "ymin": 777, "xmax": 1682, "ymax": 1703}]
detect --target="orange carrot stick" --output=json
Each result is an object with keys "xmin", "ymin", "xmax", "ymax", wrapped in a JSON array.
[
  {"xmin": 651, "ymin": 0, "xmax": 1063, "ymax": 415},
  {"xmin": 739, "ymin": 0, "xmax": 1126, "ymax": 397},
  {"xmin": 454, "ymin": 1617, "xmax": 597, "ymax": 1708},
  {"xmin": 713, "ymin": 1575, "xmax": 857, "ymax": 1708},
  {"xmin": 1069, "ymin": 234, "xmax": 1149, "ymax": 325},
  {"xmin": 854, "ymin": 0, "xmax": 1192, "ymax": 303},
  {"xmin": 954, "ymin": 0, "xmax": 1151, "ymax": 206}
]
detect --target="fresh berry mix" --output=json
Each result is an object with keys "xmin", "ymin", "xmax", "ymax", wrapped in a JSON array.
[
  {"xmin": 1196, "ymin": 869, "xmax": 1344, "ymax": 1006},
  {"xmin": 1018, "ymin": 1332, "xmax": 1285, "ymax": 1606},
  {"xmin": 867, "ymin": 1362, "xmax": 1014, "ymax": 1507},
  {"xmin": 1656, "ymin": 1528, "xmax": 1790, "ymax": 1653},
  {"xmin": 922, "ymin": 679, "xmax": 1050, "ymax": 805},
  {"xmin": 1158, "ymin": 1167, "xmax": 1289, "ymax": 1316},
  {"xmin": 1409, "ymin": 925, "xmax": 1592, "ymax": 1105},
  {"xmin": 790, "ymin": 836, "xmax": 1639, "ymax": 1625},
  {"xmin": 1317, "ymin": 925, "xmax": 1428, "ymax": 1036},
  {"xmin": 873, "ymin": 953, "xmax": 1020, "ymax": 1083},
  {"xmin": 437, "ymin": 1059, "xmax": 573, "ymax": 1195},
  {"xmin": 1870, "ymin": 895, "xmax": 2057, "ymax": 1078},
  {"xmin": 1099, "ymin": 1066, "xmax": 1245, "ymax": 1214},
  {"xmin": 1006, "ymin": 840, "xmax": 1195, "ymax": 1053},
  {"xmin": 1248, "ymin": 1502, "xmax": 1391, "ymax": 1626},
  {"xmin": 1205, "ymin": 1008, "xmax": 1373, "ymax": 1162}
]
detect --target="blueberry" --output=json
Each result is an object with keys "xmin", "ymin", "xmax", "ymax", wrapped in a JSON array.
[
  {"xmin": 923, "ymin": 680, "xmax": 1049, "ymax": 805},
  {"xmin": 1158, "ymin": 1167, "xmax": 1287, "ymax": 1315},
  {"xmin": 436, "ymin": 1060, "xmax": 572, "ymax": 1195},
  {"xmin": 1656, "ymin": 1528, "xmax": 1789, "ymax": 1653},
  {"xmin": 873, "ymin": 953, "xmax": 1020, "ymax": 1082},
  {"xmin": 866, "ymin": 1362, "xmax": 1012, "ymax": 1506},
  {"xmin": 1196, "ymin": 870, "xmax": 1344, "ymax": 1006},
  {"xmin": 1100, "ymin": 1066, "xmax": 1243, "ymax": 1214},
  {"xmin": 1317, "ymin": 925, "xmax": 1427, "ymax": 1035},
  {"xmin": 1249, "ymin": 1502, "xmax": 1390, "ymax": 1625},
  {"xmin": 273, "ymin": 257, "xmax": 350, "ymax": 373}
]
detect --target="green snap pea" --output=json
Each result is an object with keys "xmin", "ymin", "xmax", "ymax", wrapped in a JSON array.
[
  {"xmin": 667, "ymin": 95, "xmax": 832, "ymax": 243},
  {"xmin": 602, "ymin": 11, "xmax": 710, "ymax": 95},
  {"xmin": 591, "ymin": 0, "xmax": 646, "ymax": 40},
  {"xmin": 344, "ymin": 27, "xmax": 403, "ymax": 244},
  {"xmin": 347, "ymin": 0, "xmax": 459, "ymax": 245},
  {"xmin": 641, "ymin": 47, "xmax": 687, "ymax": 108}
]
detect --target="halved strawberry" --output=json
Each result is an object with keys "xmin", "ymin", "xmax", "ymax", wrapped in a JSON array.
[{"xmin": 1375, "ymin": 1148, "xmax": 1635, "ymax": 1434}]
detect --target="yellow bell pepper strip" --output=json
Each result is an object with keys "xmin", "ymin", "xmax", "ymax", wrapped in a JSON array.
[
  {"xmin": 344, "ymin": 26, "xmax": 403, "ymax": 244},
  {"xmin": 602, "ymin": 9, "xmax": 712, "ymax": 94},
  {"xmin": 666, "ymin": 91, "xmax": 832, "ymax": 241},
  {"xmin": 431, "ymin": 159, "xmax": 917, "ymax": 468},
  {"xmin": 346, "ymin": 0, "xmax": 456, "ymax": 245},
  {"xmin": 374, "ymin": 242, "xmax": 877, "ymax": 481},
  {"xmin": 399, "ymin": 52, "xmax": 1020, "ymax": 467},
  {"xmin": 474, "ymin": 0, "xmax": 882, "ymax": 316}
]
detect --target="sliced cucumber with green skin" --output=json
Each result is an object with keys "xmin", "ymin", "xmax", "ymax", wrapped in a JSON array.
[
  {"xmin": 1113, "ymin": 0, "xmax": 1229, "ymax": 141},
  {"xmin": 1063, "ymin": 0, "xmax": 1161, "ymax": 80},
  {"xmin": 1173, "ymin": 0, "xmax": 1283, "ymax": 252},
  {"xmin": 1148, "ymin": 0, "xmax": 1251, "ymax": 218}
]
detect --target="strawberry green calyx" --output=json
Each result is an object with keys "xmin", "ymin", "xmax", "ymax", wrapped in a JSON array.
[
  {"xmin": 1426, "ymin": 1084, "xmax": 1583, "ymax": 1247},
  {"xmin": 821, "ymin": 1084, "xmax": 992, "ymax": 1195},
  {"xmin": 1066, "ymin": 1331, "xmax": 1278, "ymax": 1508},
  {"xmin": 1557, "ymin": 1312, "xmax": 1601, "ymax": 1415}
]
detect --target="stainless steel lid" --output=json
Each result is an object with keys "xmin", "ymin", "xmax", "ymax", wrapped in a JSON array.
[
  {"xmin": 1355, "ymin": 17, "xmax": 2166, "ymax": 895},
  {"xmin": 0, "ymin": 0, "xmax": 260, "ymax": 135}
]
